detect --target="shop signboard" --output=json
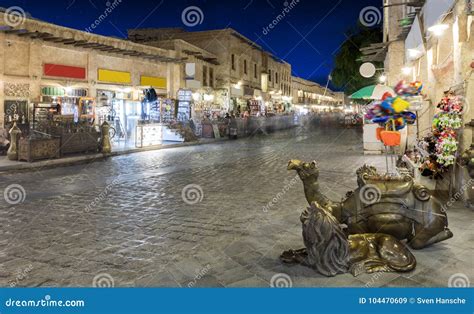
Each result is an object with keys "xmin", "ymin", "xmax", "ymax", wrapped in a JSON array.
[
  {"xmin": 230, "ymin": 86, "xmax": 244, "ymax": 97},
  {"xmin": 43, "ymin": 63, "xmax": 86, "ymax": 80},
  {"xmin": 177, "ymin": 89, "xmax": 192, "ymax": 121},
  {"xmin": 98, "ymin": 69, "xmax": 131, "ymax": 84},
  {"xmin": 185, "ymin": 63, "xmax": 196, "ymax": 80},
  {"xmin": 212, "ymin": 123, "xmax": 221, "ymax": 139},
  {"xmin": 140, "ymin": 76, "xmax": 167, "ymax": 89},
  {"xmin": 185, "ymin": 80, "xmax": 202, "ymax": 89}
]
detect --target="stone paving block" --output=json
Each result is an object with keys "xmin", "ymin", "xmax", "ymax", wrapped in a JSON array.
[{"xmin": 0, "ymin": 127, "xmax": 472, "ymax": 287}]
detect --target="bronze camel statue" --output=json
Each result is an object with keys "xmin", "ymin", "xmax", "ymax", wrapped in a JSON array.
[
  {"xmin": 287, "ymin": 159, "xmax": 453, "ymax": 249},
  {"xmin": 281, "ymin": 202, "xmax": 416, "ymax": 276}
]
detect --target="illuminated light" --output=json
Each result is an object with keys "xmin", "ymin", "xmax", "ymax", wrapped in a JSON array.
[
  {"xmin": 428, "ymin": 24, "xmax": 449, "ymax": 37},
  {"xmin": 203, "ymin": 94, "xmax": 214, "ymax": 102},
  {"xmin": 192, "ymin": 92, "xmax": 201, "ymax": 101},
  {"xmin": 122, "ymin": 87, "xmax": 132, "ymax": 93},
  {"xmin": 237, "ymin": 81, "xmax": 243, "ymax": 86},
  {"xmin": 379, "ymin": 74, "xmax": 387, "ymax": 83},
  {"xmin": 402, "ymin": 66, "xmax": 413, "ymax": 75},
  {"xmin": 65, "ymin": 86, "xmax": 72, "ymax": 93},
  {"xmin": 408, "ymin": 49, "xmax": 422, "ymax": 58}
]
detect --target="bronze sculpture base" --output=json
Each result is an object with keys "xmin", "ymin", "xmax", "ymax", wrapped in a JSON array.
[
  {"xmin": 287, "ymin": 159, "xmax": 453, "ymax": 249},
  {"xmin": 281, "ymin": 203, "xmax": 416, "ymax": 277}
]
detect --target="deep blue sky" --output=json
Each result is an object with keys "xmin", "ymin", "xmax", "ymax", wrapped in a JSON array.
[{"xmin": 1, "ymin": 0, "xmax": 381, "ymax": 86}]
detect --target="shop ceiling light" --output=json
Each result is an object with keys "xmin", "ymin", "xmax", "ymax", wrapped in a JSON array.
[
  {"xmin": 65, "ymin": 86, "xmax": 72, "ymax": 93},
  {"xmin": 379, "ymin": 74, "xmax": 387, "ymax": 83},
  {"xmin": 428, "ymin": 24, "xmax": 449, "ymax": 36}
]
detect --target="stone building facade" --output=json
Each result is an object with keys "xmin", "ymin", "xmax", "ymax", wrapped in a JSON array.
[
  {"xmin": 291, "ymin": 76, "xmax": 343, "ymax": 106},
  {"xmin": 128, "ymin": 28, "xmax": 293, "ymax": 100},
  {"xmin": 0, "ymin": 12, "xmax": 183, "ymax": 129},
  {"xmin": 382, "ymin": 0, "xmax": 474, "ymax": 191}
]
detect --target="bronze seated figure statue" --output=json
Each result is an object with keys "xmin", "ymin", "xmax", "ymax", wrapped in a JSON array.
[
  {"xmin": 287, "ymin": 159, "xmax": 453, "ymax": 249},
  {"xmin": 281, "ymin": 202, "xmax": 416, "ymax": 276}
]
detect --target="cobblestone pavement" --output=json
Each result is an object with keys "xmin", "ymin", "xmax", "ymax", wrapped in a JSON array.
[{"xmin": 0, "ymin": 125, "xmax": 472, "ymax": 288}]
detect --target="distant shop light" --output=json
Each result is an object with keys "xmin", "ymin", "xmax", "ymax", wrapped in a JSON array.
[
  {"xmin": 192, "ymin": 92, "xmax": 201, "ymax": 101},
  {"xmin": 378, "ymin": 74, "xmax": 387, "ymax": 83},
  {"xmin": 203, "ymin": 94, "xmax": 214, "ymax": 102},
  {"xmin": 65, "ymin": 86, "xmax": 72, "ymax": 93},
  {"xmin": 233, "ymin": 81, "xmax": 243, "ymax": 89},
  {"xmin": 428, "ymin": 24, "xmax": 449, "ymax": 37},
  {"xmin": 122, "ymin": 87, "xmax": 132, "ymax": 93}
]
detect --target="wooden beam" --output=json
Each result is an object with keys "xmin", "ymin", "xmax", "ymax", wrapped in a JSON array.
[{"xmin": 3, "ymin": 28, "xmax": 28, "ymax": 34}]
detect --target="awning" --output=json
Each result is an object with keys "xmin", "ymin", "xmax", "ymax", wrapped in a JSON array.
[
  {"xmin": 405, "ymin": 16, "xmax": 426, "ymax": 62},
  {"xmin": 350, "ymin": 85, "xmax": 395, "ymax": 100},
  {"xmin": 422, "ymin": 0, "xmax": 456, "ymax": 34}
]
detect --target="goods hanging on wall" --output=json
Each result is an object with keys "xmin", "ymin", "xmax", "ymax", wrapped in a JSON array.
[{"xmin": 416, "ymin": 91, "xmax": 464, "ymax": 178}]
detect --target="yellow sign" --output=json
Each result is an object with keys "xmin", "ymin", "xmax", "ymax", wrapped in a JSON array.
[
  {"xmin": 98, "ymin": 69, "xmax": 131, "ymax": 84},
  {"xmin": 140, "ymin": 76, "xmax": 167, "ymax": 89}
]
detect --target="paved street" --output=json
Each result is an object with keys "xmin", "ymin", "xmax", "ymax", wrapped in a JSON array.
[{"xmin": 0, "ymin": 124, "xmax": 472, "ymax": 288}]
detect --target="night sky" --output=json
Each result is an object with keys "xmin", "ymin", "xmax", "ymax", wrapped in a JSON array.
[{"xmin": 1, "ymin": 0, "xmax": 381, "ymax": 87}]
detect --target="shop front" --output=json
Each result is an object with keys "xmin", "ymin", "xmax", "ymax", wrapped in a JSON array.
[{"xmin": 96, "ymin": 71, "xmax": 180, "ymax": 148}]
